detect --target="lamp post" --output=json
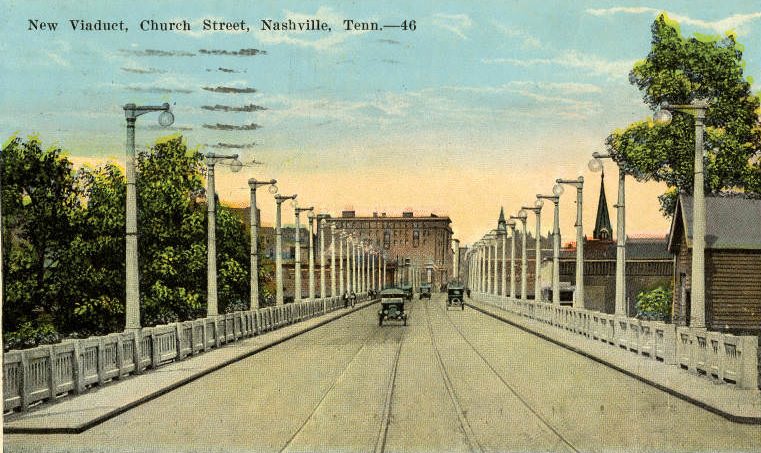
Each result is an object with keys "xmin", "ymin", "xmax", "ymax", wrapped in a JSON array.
[
  {"xmin": 484, "ymin": 235, "xmax": 492, "ymax": 294},
  {"xmin": 294, "ymin": 205, "xmax": 314, "ymax": 303},
  {"xmin": 274, "ymin": 194, "xmax": 297, "ymax": 306},
  {"xmin": 556, "ymin": 176, "xmax": 585, "ymax": 309},
  {"xmin": 339, "ymin": 231, "xmax": 346, "ymax": 295},
  {"xmin": 510, "ymin": 211, "xmax": 528, "ymax": 299},
  {"xmin": 654, "ymin": 99, "xmax": 709, "ymax": 328},
  {"xmin": 123, "ymin": 102, "xmax": 174, "ymax": 331},
  {"xmin": 507, "ymin": 221, "xmax": 517, "ymax": 299},
  {"xmin": 317, "ymin": 215, "xmax": 329, "ymax": 298},
  {"xmin": 452, "ymin": 238, "xmax": 460, "ymax": 283},
  {"xmin": 307, "ymin": 213, "xmax": 316, "ymax": 301},
  {"xmin": 522, "ymin": 200, "xmax": 544, "ymax": 301},
  {"xmin": 330, "ymin": 224, "xmax": 337, "ymax": 297},
  {"xmin": 492, "ymin": 233, "xmax": 499, "ymax": 295},
  {"xmin": 537, "ymin": 186, "xmax": 563, "ymax": 305},
  {"xmin": 589, "ymin": 152, "xmax": 627, "ymax": 316},
  {"xmin": 205, "ymin": 152, "xmax": 243, "ymax": 316},
  {"xmin": 248, "ymin": 178, "xmax": 277, "ymax": 309}
]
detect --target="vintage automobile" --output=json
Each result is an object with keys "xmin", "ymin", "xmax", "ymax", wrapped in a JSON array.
[
  {"xmin": 447, "ymin": 283, "xmax": 465, "ymax": 310},
  {"xmin": 419, "ymin": 283, "xmax": 432, "ymax": 299},
  {"xmin": 400, "ymin": 284, "xmax": 413, "ymax": 301},
  {"xmin": 378, "ymin": 288, "xmax": 408, "ymax": 326}
]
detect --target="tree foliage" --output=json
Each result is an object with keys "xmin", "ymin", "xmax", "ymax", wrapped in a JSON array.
[
  {"xmin": 2, "ymin": 135, "xmax": 262, "ymax": 348},
  {"xmin": 606, "ymin": 14, "xmax": 761, "ymax": 215},
  {"xmin": 635, "ymin": 286, "xmax": 673, "ymax": 321}
]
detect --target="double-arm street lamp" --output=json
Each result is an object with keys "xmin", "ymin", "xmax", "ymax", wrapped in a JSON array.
[
  {"xmin": 274, "ymin": 194, "xmax": 297, "ymax": 306},
  {"xmin": 505, "ymin": 224, "xmax": 516, "ymax": 299},
  {"xmin": 510, "ymin": 211, "xmax": 528, "ymax": 300},
  {"xmin": 655, "ymin": 99, "xmax": 709, "ymax": 328},
  {"xmin": 248, "ymin": 178, "xmax": 277, "ymax": 309},
  {"xmin": 589, "ymin": 152, "xmax": 628, "ymax": 316},
  {"xmin": 205, "ymin": 152, "xmax": 243, "ymax": 317},
  {"xmin": 556, "ymin": 176, "xmax": 585, "ymax": 309},
  {"xmin": 294, "ymin": 205, "xmax": 314, "ymax": 303},
  {"xmin": 123, "ymin": 103, "xmax": 174, "ymax": 331},
  {"xmin": 537, "ymin": 184, "xmax": 563, "ymax": 305},
  {"xmin": 330, "ymin": 224, "xmax": 337, "ymax": 297},
  {"xmin": 522, "ymin": 200, "xmax": 544, "ymax": 301}
]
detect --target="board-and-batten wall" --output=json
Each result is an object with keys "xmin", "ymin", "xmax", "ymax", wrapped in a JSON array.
[{"xmin": 706, "ymin": 250, "xmax": 761, "ymax": 332}]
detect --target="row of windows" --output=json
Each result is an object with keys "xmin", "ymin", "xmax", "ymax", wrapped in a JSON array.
[{"xmin": 330, "ymin": 220, "xmax": 448, "ymax": 231}]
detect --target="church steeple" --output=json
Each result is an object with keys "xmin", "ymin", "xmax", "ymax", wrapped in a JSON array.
[
  {"xmin": 497, "ymin": 207, "xmax": 506, "ymax": 232},
  {"xmin": 593, "ymin": 171, "xmax": 613, "ymax": 240}
]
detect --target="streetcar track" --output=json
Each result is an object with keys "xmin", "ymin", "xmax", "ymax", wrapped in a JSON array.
[
  {"xmin": 278, "ymin": 318, "xmax": 386, "ymax": 453},
  {"xmin": 435, "ymin": 300, "xmax": 581, "ymax": 453},
  {"xmin": 373, "ymin": 305, "xmax": 408, "ymax": 453},
  {"xmin": 422, "ymin": 299, "xmax": 485, "ymax": 453}
]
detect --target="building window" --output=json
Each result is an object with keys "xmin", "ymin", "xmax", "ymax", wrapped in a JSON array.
[{"xmin": 413, "ymin": 230, "xmax": 420, "ymax": 247}]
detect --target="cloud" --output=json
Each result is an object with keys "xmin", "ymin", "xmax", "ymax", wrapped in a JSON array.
[
  {"xmin": 202, "ymin": 86, "xmax": 257, "ymax": 94},
  {"xmin": 118, "ymin": 49, "xmax": 195, "ymax": 57},
  {"xmin": 202, "ymin": 123, "xmax": 262, "ymax": 130},
  {"xmin": 586, "ymin": 7, "xmax": 761, "ymax": 35},
  {"xmin": 145, "ymin": 124, "xmax": 193, "ymax": 131},
  {"xmin": 123, "ymin": 86, "xmax": 193, "ymax": 94},
  {"xmin": 206, "ymin": 142, "xmax": 257, "ymax": 149},
  {"xmin": 120, "ymin": 66, "xmax": 167, "ymax": 74},
  {"xmin": 207, "ymin": 67, "xmax": 245, "ymax": 73},
  {"xmin": 201, "ymin": 104, "xmax": 267, "ymax": 112},
  {"xmin": 199, "ymin": 48, "xmax": 267, "ymax": 56},
  {"xmin": 432, "ymin": 13, "xmax": 473, "ymax": 39},
  {"xmin": 483, "ymin": 50, "xmax": 635, "ymax": 79},
  {"xmin": 492, "ymin": 23, "xmax": 543, "ymax": 49},
  {"xmin": 448, "ymin": 81, "xmax": 602, "ymax": 95}
]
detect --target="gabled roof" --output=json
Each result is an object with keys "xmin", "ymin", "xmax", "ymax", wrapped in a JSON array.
[{"xmin": 668, "ymin": 193, "xmax": 761, "ymax": 252}]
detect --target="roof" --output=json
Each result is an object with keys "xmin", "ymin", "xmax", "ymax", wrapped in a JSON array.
[
  {"xmin": 668, "ymin": 193, "xmax": 761, "ymax": 251},
  {"xmin": 380, "ymin": 288, "xmax": 406, "ymax": 296}
]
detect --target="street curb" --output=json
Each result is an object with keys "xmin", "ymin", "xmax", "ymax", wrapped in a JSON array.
[
  {"xmin": 4, "ymin": 300, "xmax": 380, "ymax": 435},
  {"xmin": 465, "ymin": 301, "xmax": 761, "ymax": 425}
]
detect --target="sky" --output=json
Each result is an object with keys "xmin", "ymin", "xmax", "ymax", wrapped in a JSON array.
[{"xmin": 1, "ymin": 0, "xmax": 760, "ymax": 245}]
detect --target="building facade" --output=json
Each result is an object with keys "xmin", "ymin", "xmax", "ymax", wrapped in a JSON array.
[{"xmin": 326, "ymin": 211, "xmax": 454, "ymax": 290}]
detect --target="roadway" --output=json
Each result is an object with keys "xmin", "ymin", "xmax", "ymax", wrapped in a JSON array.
[{"xmin": 5, "ymin": 294, "xmax": 759, "ymax": 452}]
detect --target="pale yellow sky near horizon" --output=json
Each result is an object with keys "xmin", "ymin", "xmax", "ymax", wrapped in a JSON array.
[{"xmin": 70, "ymin": 150, "xmax": 672, "ymax": 246}]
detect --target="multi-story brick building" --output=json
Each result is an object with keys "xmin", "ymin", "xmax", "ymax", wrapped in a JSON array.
[{"xmin": 325, "ymin": 211, "xmax": 454, "ymax": 290}]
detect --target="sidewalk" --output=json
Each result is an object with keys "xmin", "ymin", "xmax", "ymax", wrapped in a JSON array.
[
  {"xmin": 466, "ymin": 298, "xmax": 761, "ymax": 424},
  {"xmin": 3, "ymin": 300, "xmax": 378, "ymax": 434}
]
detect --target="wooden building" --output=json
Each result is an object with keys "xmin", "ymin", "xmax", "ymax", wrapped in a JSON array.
[{"xmin": 668, "ymin": 193, "xmax": 761, "ymax": 334}]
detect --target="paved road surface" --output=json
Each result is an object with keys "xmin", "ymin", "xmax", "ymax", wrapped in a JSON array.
[{"xmin": 5, "ymin": 294, "xmax": 759, "ymax": 452}]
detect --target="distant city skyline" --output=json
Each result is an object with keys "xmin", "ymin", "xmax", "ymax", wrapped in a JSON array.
[{"xmin": 2, "ymin": 0, "xmax": 759, "ymax": 243}]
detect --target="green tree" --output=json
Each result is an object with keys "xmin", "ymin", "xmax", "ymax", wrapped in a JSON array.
[
  {"xmin": 635, "ymin": 286, "xmax": 673, "ymax": 321},
  {"xmin": 606, "ymin": 14, "xmax": 761, "ymax": 215},
  {"xmin": 1, "ymin": 136, "xmax": 82, "ymax": 345},
  {"xmin": 58, "ymin": 163, "xmax": 126, "ymax": 336},
  {"xmin": 137, "ymin": 135, "xmax": 207, "ymax": 325}
]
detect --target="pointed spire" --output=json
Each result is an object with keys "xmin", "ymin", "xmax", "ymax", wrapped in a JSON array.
[
  {"xmin": 497, "ymin": 207, "xmax": 507, "ymax": 232},
  {"xmin": 593, "ymin": 172, "xmax": 613, "ymax": 240}
]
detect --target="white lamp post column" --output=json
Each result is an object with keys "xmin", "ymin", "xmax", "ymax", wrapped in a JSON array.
[
  {"xmin": 557, "ymin": 177, "xmax": 585, "ymax": 309},
  {"xmin": 123, "ymin": 103, "xmax": 174, "ymax": 330},
  {"xmin": 522, "ymin": 201, "xmax": 544, "ymax": 300},
  {"xmin": 538, "ymin": 189, "xmax": 562, "ymax": 305},
  {"xmin": 507, "ymin": 220, "xmax": 517, "ymax": 299},
  {"xmin": 274, "ymin": 194, "xmax": 297, "ymax": 306},
  {"xmin": 330, "ymin": 224, "xmax": 337, "ymax": 297},
  {"xmin": 318, "ymin": 216, "xmax": 328, "ymax": 298},
  {"xmin": 248, "ymin": 178, "xmax": 277, "ymax": 309},
  {"xmin": 590, "ymin": 152, "xmax": 627, "ymax": 316},
  {"xmin": 308, "ymin": 213, "xmax": 316, "ymax": 301},
  {"xmin": 294, "ymin": 206, "xmax": 314, "ymax": 303},
  {"xmin": 655, "ymin": 99, "xmax": 708, "ymax": 328},
  {"xmin": 511, "ymin": 212, "xmax": 529, "ymax": 300},
  {"xmin": 205, "ymin": 152, "xmax": 243, "ymax": 316}
]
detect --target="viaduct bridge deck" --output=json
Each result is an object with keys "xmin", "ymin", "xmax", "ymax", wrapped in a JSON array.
[{"xmin": 5, "ymin": 294, "xmax": 759, "ymax": 453}]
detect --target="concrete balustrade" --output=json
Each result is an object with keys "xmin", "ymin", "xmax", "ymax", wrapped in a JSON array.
[
  {"xmin": 3, "ymin": 294, "xmax": 364, "ymax": 413},
  {"xmin": 473, "ymin": 292, "xmax": 758, "ymax": 390}
]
